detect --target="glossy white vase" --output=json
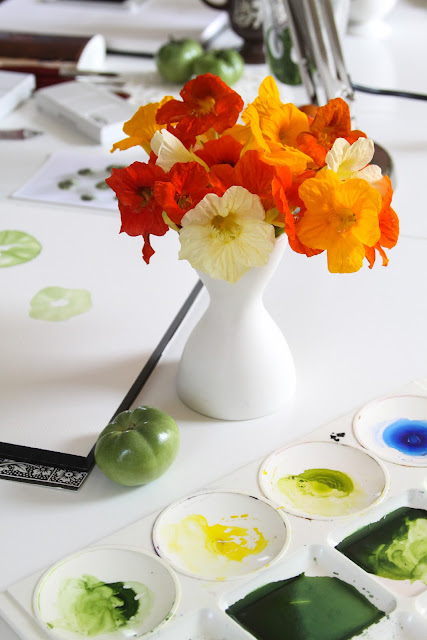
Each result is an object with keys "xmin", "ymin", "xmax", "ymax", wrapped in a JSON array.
[{"xmin": 177, "ymin": 236, "xmax": 296, "ymax": 420}]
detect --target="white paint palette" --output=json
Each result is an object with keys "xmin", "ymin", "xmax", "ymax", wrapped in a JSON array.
[{"xmin": 1, "ymin": 379, "xmax": 427, "ymax": 640}]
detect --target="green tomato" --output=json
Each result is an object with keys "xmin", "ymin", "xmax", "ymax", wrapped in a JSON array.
[
  {"xmin": 192, "ymin": 49, "xmax": 244, "ymax": 86},
  {"xmin": 155, "ymin": 38, "xmax": 204, "ymax": 84},
  {"xmin": 95, "ymin": 406, "xmax": 180, "ymax": 487}
]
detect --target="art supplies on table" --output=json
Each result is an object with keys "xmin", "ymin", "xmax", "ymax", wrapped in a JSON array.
[
  {"xmin": 35, "ymin": 82, "xmax": 135, "ymax": 145},
  {"xmin": 0, "ymin": 70, "xmax": 35, "ymax": 120},
  {"xmin": 0, "ymin": 379, "xmax": 426, "ymax": 639}
]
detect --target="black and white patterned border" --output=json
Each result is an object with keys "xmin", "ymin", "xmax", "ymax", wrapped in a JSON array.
[{"xmin": 0, "ymin": 458, "xmax": 88, "ymax": 490}]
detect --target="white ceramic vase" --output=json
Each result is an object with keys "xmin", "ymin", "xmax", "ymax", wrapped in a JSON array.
[{"xmin": 177, "ymin": 236, "xmax": 296, "ymax": 420}]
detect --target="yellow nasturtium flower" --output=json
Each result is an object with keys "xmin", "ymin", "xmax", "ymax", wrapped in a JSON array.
[
  {"xmin": 296, "ymin": 170, "xmax": 382, "ymax": 273},
  {"xmin": 179, "ymin": 186, "xmax": 275, "ymax": 284},
  {"xmin": 241, "ymin": 76, "xmax": 311, "ymax": 173},
  {"xmin": 111, "ymin": 96, "xmax": 173, "ymax": 155}
]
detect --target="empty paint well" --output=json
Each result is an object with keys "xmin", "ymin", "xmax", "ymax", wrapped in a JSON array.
[
  {"xmin": 353, "ymin": 394, "xmax": 427, "ymax": 466},
  {"xmin": 259, "ymin": 442, "xmax": 389, "ymax": 519},
  {"xmin": 152, "ymin": 490, "xmax": 290, "ymax": 581}
]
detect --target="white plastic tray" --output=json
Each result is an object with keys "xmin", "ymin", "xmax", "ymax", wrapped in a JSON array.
[{"xmin": 1, "ymin": 379, "xmax": 426, "ymax": 640}]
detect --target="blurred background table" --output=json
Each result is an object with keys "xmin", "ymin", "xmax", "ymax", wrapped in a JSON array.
[{"xmin": 0, "ymin": 1, "xmax": 426, "ymax": 638}]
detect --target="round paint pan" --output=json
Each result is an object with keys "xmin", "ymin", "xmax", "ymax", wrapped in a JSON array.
[
  {"xmin": 33, "ymin": 545, "xmax": 180, "ymax": 640},
  {"xmin": 152, "ymin": 490, "xmax": 291, "ymax": 581},
  {"xmin": 353, "ymin": 394, "xmax": 427, "ymax": 466},
  {"xmin": 259, "ymin": 441, "xmax": 389, "ymax": 520}
]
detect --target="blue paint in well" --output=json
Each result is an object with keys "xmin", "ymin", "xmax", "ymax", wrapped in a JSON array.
[{"xmin": 382, "ymin": 419, "xmax": 427, "ymax": 456}]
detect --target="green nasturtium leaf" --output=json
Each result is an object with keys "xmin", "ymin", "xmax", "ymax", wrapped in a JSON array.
[
  {"xmin": 29, "ymin": 286, "xmax": 92, "ymax": 322},
  {"xmin": 0, "ymin": 230, "xmax": 42, "ymax": 268}
]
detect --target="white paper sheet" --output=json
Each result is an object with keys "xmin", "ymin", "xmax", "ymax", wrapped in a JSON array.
[{"xmin": 0, "ymin": 200, "xmax": 198, "ymax": 457}]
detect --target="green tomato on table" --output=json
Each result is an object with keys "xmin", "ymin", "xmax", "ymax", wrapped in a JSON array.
[
  {"xmin": 95, "ymin": 406, "xmax": 180, "ymax": 487},
  {"xmin": 192, "ymin": 49, "xmax": 244, "ymax": 86},
  {"xmin": 155, "ymin": 38, "xmax": 204, "ymax": 84}
]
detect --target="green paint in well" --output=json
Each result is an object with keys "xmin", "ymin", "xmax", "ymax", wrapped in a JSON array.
[
  {"xmin": 29, "ymin": 286, "xmax": 92, "ymax": 321},
  {"xmin": 337, "ymin": 507, "xmax": 427, "ymax": 585},
  {"xmin": 276, "ymin": 468, "xmax": 364, "ymax": 516},
  {"xmin": 49, "ymin": 574, "xmax": 154, "ymax": 636},
  {"xmin": 226, "ymin": 574, "xmax": 385, "ymax": 640},
  {"xmin": 0, "ymin": 230, "xmax": 41, "ymax": 267}
]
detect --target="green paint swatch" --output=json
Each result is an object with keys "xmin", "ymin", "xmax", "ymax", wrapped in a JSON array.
[
  {"xmin": 276, "ymin": 468, "xmax": 363, "ymax": 516},
  {"xmin": 50, "ymin": 574, "xmax": 154, "ymax": 636},
  {"xmin": 0, "ymin": 230, "xmax": 41, "ymax": 267},
  {"xmin": 29, "ymin": 286, "xmax": 92, "ymax": 322},
  {"xmin": 226, "ymin": 574, "xmax": 384, "ymax": 640},
  {"xmin": 337, "ymin": 507, "xmax": 427, "ymax": 584}
]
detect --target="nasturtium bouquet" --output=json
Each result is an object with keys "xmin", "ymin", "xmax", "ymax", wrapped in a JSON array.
[{"xmin": 106, "ymin": 73, "xmax": 399, "ymax": 283}]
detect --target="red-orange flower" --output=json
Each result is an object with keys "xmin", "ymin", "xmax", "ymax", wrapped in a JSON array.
[
  {"xmin": 272, "ymin": 167, "xmax": 322, "ymax": 256},
  {"xmin": 106, "ymin": 162, "xmax": 169, "ymax": 263},
  {"xmin": 209, "ymin": 150, "xmax": 278, "ymax": 211},
  {"xmin": 154, "ymin": 162, "xmax": 213, "ymax": 226},
  {"xmin": 297, "ymin": 98, "xmax": 366, "ymax": 168},
  {"xmin": 364, "ymin": 175, "xmax": 399, "ymax": 268},
  {"xmin": 196, "ymin": 135, "xmax": 243, "ymax": 168},
  {"xmin": 156, "ymin": 73, "xmax": 244, "ymax": 138}
]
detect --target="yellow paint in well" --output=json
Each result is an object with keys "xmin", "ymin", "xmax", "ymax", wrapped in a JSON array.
[{"xmin": 162, "ymin": 514, "xmax": 268, "ymax": 577}]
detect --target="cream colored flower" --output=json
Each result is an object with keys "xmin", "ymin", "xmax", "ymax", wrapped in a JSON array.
[
  {"xmin": 151, "ymin": 129, "xmax": 207, "ymax": 172},
  {"xmin": 178, "ymin": 186, "xmax": 275, "ymax": 283},
  {"xmin": 325, "ymin": 137, "xmax": 383, "ymax": 188}
]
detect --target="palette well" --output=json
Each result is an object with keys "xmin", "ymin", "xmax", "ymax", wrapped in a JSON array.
[
  {"xmin": 1, "ymin": 381, "xmax": 427, "ymax": 640},
  {"xmin": 152, "ymin": 491, "xmax": 290, "ymax": 581},
  {"xmin": 259, "ymin": 441, "xmax": 389, "ymax": 519},
  {"xmin": 33, "ymin": 546, "xmax": 180, "ymax": 640},
  {"xmin": 353, "ymin": 394, "xmax": 427, "ymax": 466}
]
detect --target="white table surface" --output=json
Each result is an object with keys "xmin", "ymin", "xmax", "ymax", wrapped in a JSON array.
[{"xmin": 1, "ymin": 1, "xmax": 427, "ymax": 638}]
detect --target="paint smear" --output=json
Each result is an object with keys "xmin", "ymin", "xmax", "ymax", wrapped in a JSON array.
[
  {"xmin": 226, "ymin": 574, "xmax": 385, "ymax": 640},
  {"xmin": 0, "ymin": 230, "xmax": 41, "ymax": 267},
  {"xmin": 382, "ymin": 418, "xmax": 427, "ymax": 456},
  {"xmin": 162, "ymin": 514, "xmax": 268, "ymax": 576},
  {"xmin": 48, "ymin": 574, "xmax": 154, "ymax": 636},
  {"xmin": 276, "ymin": 468, "xmax": 367, "ymax": 516},
  {"xmin": 337, "ymin": 506, "xmax": 427, "ymax": 586},
  {"xmin": 29, "ymin": 286, "xmax": 92, "ymax": 322}
]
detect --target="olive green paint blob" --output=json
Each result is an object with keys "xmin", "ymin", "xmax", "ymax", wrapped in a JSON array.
[
  {"xmin": 276, "ymin": 468, "xmax": 363, "ymax": 516},
  {"xmin": 50, "ymin": 574, "xmax": 154, "ymax": 636},
  {"xmin": 29, "ymin": 286, "xmax": 92, "ymax": 322},
  {"xmin": 337, "ymin": 507, "xmax": 427, "ymax": 584},
  {"xmin": 226, "ymin": 574, "xmax": 384, "ymax": 640},
  {"xmin": 0, "ymin": 230, "xmax": 41, "ymax": 267}
]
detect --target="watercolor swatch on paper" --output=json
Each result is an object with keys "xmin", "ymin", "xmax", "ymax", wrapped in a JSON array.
[
  {"xmin": 47, "ymin": 573, "xmax": 154, "ymax": 636},
  {"xmin": 29, "ymin": 286, "xmax": 92, "ymax": 322},
  {"xmin": 337, "ymin": 506, "xmax": 427, "ymax": 587},
  {"xmin": 162, "ymin": 513, "xmax": 268, "ymax": 578},
  {"xmin": 0, "ymin": 229, "xmax": 41, "ymax": 267},
  {"xmin": 226, "ymin": 574, "xmax": 385, "ymax": 640},
  {"xmin": 276, "ymin": 468, "xmax": 368, "ymax": 517}
]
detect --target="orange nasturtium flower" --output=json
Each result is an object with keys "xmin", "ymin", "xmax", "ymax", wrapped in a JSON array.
[
  {"xmin": 297, "ymin": 98, "xmax": 366, "ymax": 168},
  {"xmin": 209, "ymin": 150, "xmax": 278, "ymax": 214},
  {"xmin": 105, "ymin": 162, "xmax": 169, "ymax": 264},
  {"xmin": 156, "ymin": 73, "xmax": 244, "ymax": 139},
  {"xmin": 296, "ymin": 169, "xmax": 382, "ymax": 273},
  {"xmin": 111, "ymin": 96, "xmax": 173, "ymax": 155},
  {"xmin": 364, "ymin": 175, "xmax": 399, "ymax": 268}
]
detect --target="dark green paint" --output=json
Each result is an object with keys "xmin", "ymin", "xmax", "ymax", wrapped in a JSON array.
[{"xmin": 226, "ymin": 574, "xmax": 384, "ymax": 640}]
